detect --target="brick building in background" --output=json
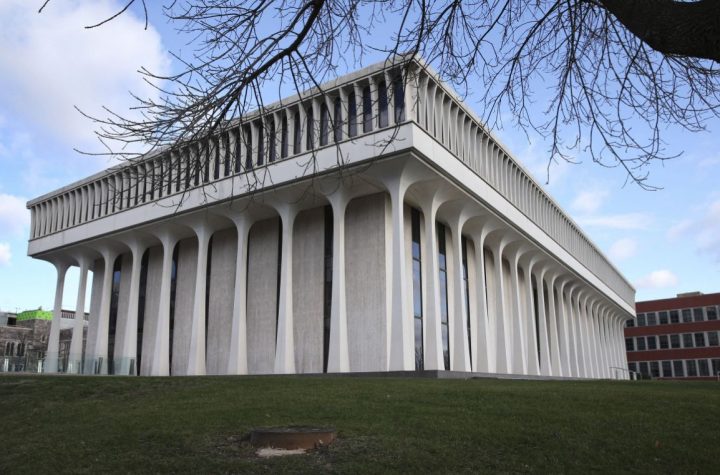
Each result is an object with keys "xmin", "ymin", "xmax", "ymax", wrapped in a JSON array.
[{"xmin": 625, "ymin": 292, "xmax": 720, "ymax": 379}]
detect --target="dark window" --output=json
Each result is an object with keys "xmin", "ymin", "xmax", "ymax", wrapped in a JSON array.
[
  {"xmin": 673, "ymin": 360, "xmax": 684, "ymax": 377},
  {"xmin": 698, "ymin": 359, "xmax": 710, "ymax": 376},
  {"xmin": 281, "ymin": 115, "xmax": 289, "ymax": 159},
  {"xmin": 650, "ymin": 361, "xmax": 660, "ymax": 378},
  {"xmin": 712, "ymin": 359, "xmax": 720, "ymax": 376},
  {"xmin": 646, "ymin": 312, "xmax": 657, "ymax": 326},
  {"xmin": 708, "ymin": 331, "xmax": 719, "ymax": 347},
  {"xmin": 661, "ymin": 361, "xmax": 672, "ymax": 377},
  {"xmin": 686, "ymin": 360, "xmax": 697, "ymax": 377},
  {"xmin": 694, "ymin": 332, "xmax": 705, "ymax": 347},
  {"xmin": 306, "ymin": 106, "xmax": 315, "ymax": 150},
  {"xmin": 438, "ymin": 223, "xmax": 450, "ymax": 370},
  {"xmin": 693, "ymin": 307, "xmax": 705, "ymax": 322},
  {"xmin": 293, "ymin": 112, "xmax": 302, "ymax": 154},
  {"xmin": 670, "ymin": 334, "xmax": 681, "ymax": 349},
  {"xmin": 637, "ymin": 314, "xmax": 646, "ymax": 326},
  {"xmin": 348, "ymin": 91, "xmax": 357, "ymax": 137},
  {"xmin": 322, "ymin": 206, "xmax": 332, "ymax": 373},
  {"xmin": 185, "ymin": 150, "xmax": 192, "ymax": 188},
  {"xmin": 639, "ymin": 362, "xmax": 649, "ymax": 377},
  {"xmin": 625, "ymin": 338, "xmax": 634, "ymax": 351},
  {"xmin": 257, "ymin": 121, "xmax": 264, "ymax": 166},
  {"xmin": 234, "ymin": 130, "xmax": 242, "ymax": 173},
  {"xmin": 669, "ymin": 310, "xmax": 679, "ymax": 323},
  {"xmin": 659, "ymin": 335, "xmax": 669, "ymax": 349},
  {"xmin": 636, "ymin": 337, "xmax": 646, "ymax": 351},
  {"xmin": 682, "ymin": 309, "xmax": 692, "ymax": 323},
  {"xmin": 244, "ymin": 125, "xmax": 253, "ymax": 169},
  {"xmin": 647, "ymin": 335, "xmax": 657, "ymax": 350},
  {"xmin": 362, "ymin": 86, "xmax": 372, "ymax": 133},
  {"xmin": 333, "ymin": 96, "xmax": 343, "ymax": 143},
  {"xmin": 707, "ymin": 306, "xmax": 718, "ymax": 321},
  {"xmin": 268, "ymin": 118, "xmax": 276, "ymax": 163},
  {"xmin": 659, "ymin": 311, "xmax": 668, "ymax": 325},
  {"xmin": 378, "ymin": 81, "xmax": 389, "ymax": 128},
  {"xmin": 683, "ymin": 333, "xmax": 694, "ymax": 348},
  {"xmin": 320, "ymin": 103, "xmax": 330, "ymax": 146},
  {"xmin": 625, "ymin": 319, "xmax": 635, "ymax": 328},
  {"xmin": 628, "ymin": 362, "xmax": 637, "ymax": 373},
  {"xmin": 411, "ymin": 208, "xmax": 423, "ymax": 371},
  {"xmin": 213, "ymin": 139, "xmax": 220, "ymax": 180},
  {"xmin": 393, "ymin": 75, "xmax": 405, "ymax": 123},
  {"xmin": 222, "ymin": 134, "xmax": 230, "ymax": 177}
]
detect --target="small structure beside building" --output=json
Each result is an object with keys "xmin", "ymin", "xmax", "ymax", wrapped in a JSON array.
[
  {"xmin": 625, "ymin": 292, "xmax": 720, "ymax": 380},
  {"xmin": 0, "ymin": 308, "xmax": 88, "ymax": 373}
]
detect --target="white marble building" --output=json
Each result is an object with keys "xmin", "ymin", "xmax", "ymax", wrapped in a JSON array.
[{"xmin": 26, "ymin": 58, "xmax": 634, "ymax": 378}]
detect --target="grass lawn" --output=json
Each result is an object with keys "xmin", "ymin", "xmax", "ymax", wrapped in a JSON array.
[{"xmin": 0, "ymin": 375, "xmax": 718, "ymax": 473}]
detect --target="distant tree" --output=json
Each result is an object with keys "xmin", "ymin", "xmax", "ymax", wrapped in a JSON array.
[{"xmin": 40, "ymin": 0, "xmax": 720, "ymax": 188}]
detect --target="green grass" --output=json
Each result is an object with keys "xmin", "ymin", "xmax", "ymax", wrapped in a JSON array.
[{"xmin": 0, "ymin": 375, "xmax": 718, "ymax": 473}]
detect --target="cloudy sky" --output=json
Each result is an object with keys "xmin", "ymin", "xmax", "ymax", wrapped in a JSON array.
[{"xmin": 0, "ymin": 1, "xmax": 718, "ymax": 313}]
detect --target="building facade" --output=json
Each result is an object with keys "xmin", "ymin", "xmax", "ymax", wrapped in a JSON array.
[
  {"xmin": 26, "ymin": 58, "xmax": 634, "ymax": 378},
  {"xmin": 626, "ymin": 292, "xmax": 720, "ymax": 380}
]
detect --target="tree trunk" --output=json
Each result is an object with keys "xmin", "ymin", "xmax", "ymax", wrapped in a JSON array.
[{"xmin": 600, "ymin": 0, "xmax": 720, "ymax": 62}]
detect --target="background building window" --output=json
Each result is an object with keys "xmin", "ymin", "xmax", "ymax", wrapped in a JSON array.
[
  {"xmin": 636, "ymin": 337, "xmax": 646, "ymax": 351},
  {"xmin": 682, "ymin": 309, "xmax": 692, "ymax": 323},
  {"xmin": 646, "ymin": 312, "xmax": 657, "ymax": 326},
  {"xmin": 694, "ymin": 333, "xmax": 705, "ymax": 347},
  {"xmin": 639, "ymin": 362, "xmax": 649, "ymax": 377},
  {"xmin": 698, "ymin": 359, "xmax": 710, "ymax": 376},
  {"xmin": 682, "ymin": 333, "xmax": 694, "ymax": 348},
  {"xmin": 659, "ymin": 311, "xmax": 669, "ymax": 324},
  {"xmin": 650, "ymin": 361, "xmax": 660, "ymax": 378},
  {"xmin": 647, "ymin": 336, "xmax": 657, "ymax": 350},
  {"xmin": 686, "ymin": 360, "xmax": 697, "ymax": 377},
  {"xmin": 693, "ymin": 307, "xmax": 705, "ymax": 322},
  {"xmin": 659, "ymin": 335, "xmax": 669, "ymax": 349},
  {"xmin": 670, "ymin": 334, "xmax": 681, "ymax": 349},
  {"xmin": 673, "ymin": 360, "xmax": 684, "ymax": 377},
  {"xmin": 625, "ymin": 319, "xmax": 635, "ymax": 328},
  {"xmin": 708, "ymin": 331, "xmax": 719, "ymax": 347},
  {"xmin": 661, "ymin": 361, "xmax": 672, "ymax": 377},
  {"xmin": 707, "ymin": 306, "xmax": 718, "ymax": 320},
  {"xmin": 625, "ymin": 338, "xmax": 634, "ymax": 352},
  {"xmin": 637, "ymin": 314, "xmax": 646, "ymax": 326},
  {"xmin": 670, "ymin": 310, "xmax": 680, "ymax": 324}
]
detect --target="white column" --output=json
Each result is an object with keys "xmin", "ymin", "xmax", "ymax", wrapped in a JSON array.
[
  {"xmin": 88, "ymin": 249, "xmax": 118, "ymax": 375},
  {"xmin": 545, "ymin": 273, "xmax": 562, "ymax": 376},
  {"xmin": 68, "ymin": 257, "xmax": 90, "ymax": 374},
  {"xmin": 598, "ymin": 306, "xmax": 610, "ymax": 378},
  {"xmin": 556, "ymin": 279, "xmax": 572, "ymax": 376},
  {"xmin": 116, "ymin": 239, "xmax": 147, "ymax": 376},
  {"xmin": 490, "ymin": 238, "xmax": 512, "ymax": 373},
  {"xmin": 471, "ymin": 228, "xmax": 495, "ymax": 373},
  {"xmin": 45, "ymin": 262, "xmax": 68, "ymax": 373},
  {"xmin": 151, "ymin": 232, "xmax": 178, "ymax": 376},
  {"xmin": 326, "ymin": 191, "xmax": 350, "ymax": 373},
  {"xmin": 449, "ymin": 216, "xmax": 471, "ymax": 372},
  {"xmin": 274, "ymin": 204, "xmax": 298, "ymax": 374},
  {"xmin": 227, "ymin": 215, "xmax": 251, "ymax": 374},
  {"xmin": 419, "ymin": 197, "xmax": 444, "ymax": 371},
  {"xmin": 533, "ymin": 265, "xmax": 551, "ymax": 376},
  {"xmin": 589, "ymin": 301, "xmax": 602, "ymax": 378},
  {"xmin": 507, "ymin": 248, "xmax": 527, "ymax": 374},
  {"xmin": 387, "ymin": 180, "xmax": 412, "ymax": 370},
  {"xmin": 187, "ymin": 223, "xmax": 213, "ymax": 376}
]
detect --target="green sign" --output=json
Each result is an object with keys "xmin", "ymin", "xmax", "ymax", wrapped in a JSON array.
[{"xmin": 17, "ymin": 310, "xmax": 53, "ymax": 321}]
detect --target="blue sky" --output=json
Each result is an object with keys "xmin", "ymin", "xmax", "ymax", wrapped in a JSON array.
[{"xmin": 0, "ymin": 0, "xmax": 718, "ymax": 313}]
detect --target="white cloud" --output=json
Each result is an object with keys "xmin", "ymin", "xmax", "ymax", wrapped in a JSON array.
[
  {"xmin": 0, "ymin": 193, "xmax": 30, "ymax": 236},
  {"xmin": 0, "ymin": 243, "xmax": 10, "ymax": 266},
  {"xmin": 634, "ymin": 270, "xmax": 679, "ymax": 289},
  {"xmin": 667, "ymin": 199, "xmax": 720, "ymax": 263},
  {"xmin": 572, "ymin": 189, "xmax": 609, "ymax": 214},
  {"xmin": 0, "ymin": 0, "xmax": 171, "ymax": 148},
  {"xmin": 608, "ymin": 238, "xmax": 638, "ymax": 261},
  {"xmin": 577, "ymin": 213, "xmax": 653, "ymax": 230}
]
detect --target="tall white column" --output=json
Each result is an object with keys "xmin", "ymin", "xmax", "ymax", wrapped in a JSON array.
[
  {"xmin": 116, "ymin": 239, "xmax": 147, "ymax": 375},
  {"xmin": 533, "ymin": 265, "xmax": 551, "ymax": 376},
  {"xmin": 449, "ymin": 215, "xmax": 471, "ymax": 372},
  {"xmin": 187, "ymin": 223, "xmax": 214, "ymax": 376},
  {"xmin": 490, "ymin": 238, "xmax": 512, "ymax": 373},
  {"xmin": 151, "ymin": 232, "xmax": 178, "ymax": 376},
  {"xmin": 68, "ymin": 257, "xmax": 90, "ymax": 374},
  {"xmin": 419, "ymin": 196, "xmax": 444, "ymax": 371},
  {"xmin": 556, "ymin": 279, "xmax": 572, "ymax": 376},
  {"xmin": 274, "ymin": 204, "xmax": 298, "ymax": 374},
  {"xmin": 326, "ymin": 191, "xmax": 350, "ymax": 373},
  {"xmin": 470, "ymin": 226, "xmax": 496, "ymax": 373},
  {"xmin": 545, "ymin": 273, "xmax": 563, "ymax": 377},
  {"xmin": 227, "ymin": 215, "xmax": 251, "ymax": 374},
  {"xmin": 387, "ymin": 180, "xmax": 412, "ymax": 370},
  {"xmin": 507, "ymin": 248, "xmax": 527, "ymax": 374},
  {"xmin": 88, "ymin": 249, "xmax": 118, "ymax": 375},
  {"xmin": 589, "ymin": 301, "xmax": 602, "ymax": 378},
  {"xmin": 45, "ymin": 262, "xmax": 68, "ymax": 373}
]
